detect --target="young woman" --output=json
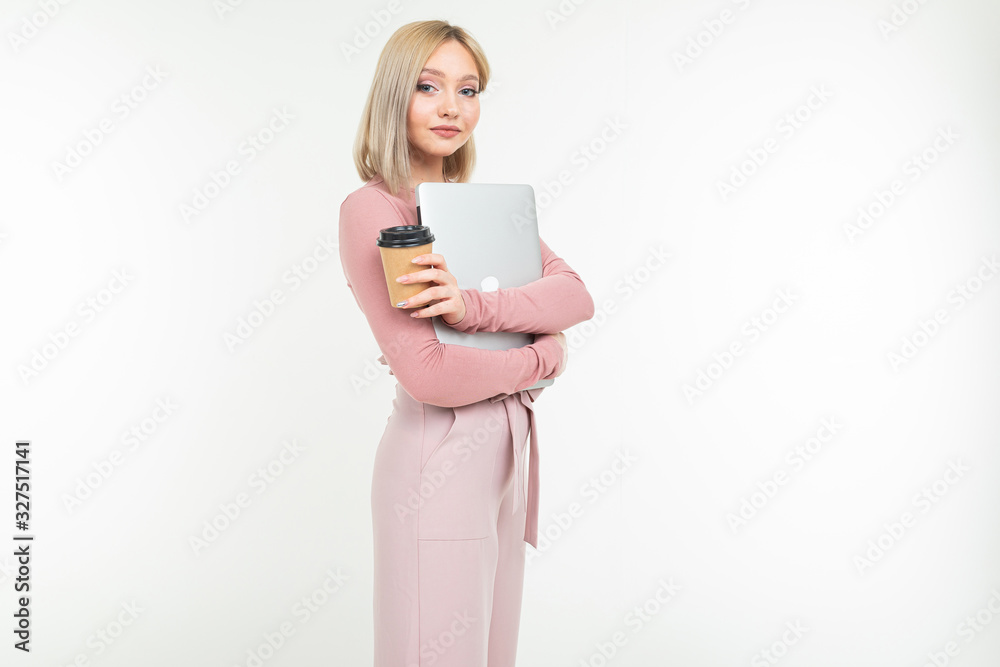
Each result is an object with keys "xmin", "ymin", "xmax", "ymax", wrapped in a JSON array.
[{"xmin": 338, "ymin": 19, "xmax": 595, "ymax": 666}]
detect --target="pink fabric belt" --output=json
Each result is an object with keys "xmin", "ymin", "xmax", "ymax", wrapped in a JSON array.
[{"xmin": 489, "ymin": 387, "xmax": 544, "ymax": 549}]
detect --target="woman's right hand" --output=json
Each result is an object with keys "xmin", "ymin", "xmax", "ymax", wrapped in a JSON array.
[{"xmin": 540, "ymin": 331, "xmax": 568, "ymax": 378}]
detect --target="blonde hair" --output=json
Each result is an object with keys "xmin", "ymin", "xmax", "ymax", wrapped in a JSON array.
[{"xmin": 353, "ymin": 20, "xmax": 491, "ymax": 198}]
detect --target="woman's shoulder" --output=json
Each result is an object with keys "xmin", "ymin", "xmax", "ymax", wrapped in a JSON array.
[
  {"xmin": 343, "ymin": 175, "xmax": 414, "ymax": 210},
  {"xmin": 340, "ymin": 175, "xmax": 410, "ymax": 232},
  {"xmin": 342, "ymin": 175, "xmax": 386, "ymax": 204}
]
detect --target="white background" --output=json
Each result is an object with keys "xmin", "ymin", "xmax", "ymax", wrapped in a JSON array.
[{"xmin": 2, "ymin": 0, "xmax": 999, "ymax": 665}]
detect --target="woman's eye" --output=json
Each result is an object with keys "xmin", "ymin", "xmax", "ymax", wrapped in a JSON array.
[{"xmin": 416, "ymin": 83, "xmax": 478, "ymax": 96}]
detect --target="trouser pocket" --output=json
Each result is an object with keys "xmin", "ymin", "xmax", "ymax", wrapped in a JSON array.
[{"xmin": 417, "ymin": 404, "xmax": 509, "ymax": 541}]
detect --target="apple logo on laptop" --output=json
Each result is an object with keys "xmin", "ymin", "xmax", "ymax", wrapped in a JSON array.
[{"xmin": 480, "ymin": 276, "xmax": 499, "ymax": 292}]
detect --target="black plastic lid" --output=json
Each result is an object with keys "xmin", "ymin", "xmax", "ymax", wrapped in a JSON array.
[{"xmin": 376, "ymin": 225, "xmax": 434, "ymax": 248}]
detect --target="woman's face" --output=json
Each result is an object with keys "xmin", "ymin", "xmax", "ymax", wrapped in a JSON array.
[{"xmin": 407, "ymin": 39, "xmax": 481, "ymax": 164}]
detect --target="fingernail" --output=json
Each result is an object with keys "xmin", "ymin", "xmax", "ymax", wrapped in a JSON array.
[
  {"xmin": 411, "ymin": 256, "xmax": 421, "ymax": 263},
  {"xmin": 396, "ymin": 276, "xmax": 406, "ymax": 282},
  {"xmin": 396, "ymin": 301, "xmax": 407, "ymax": 307}
]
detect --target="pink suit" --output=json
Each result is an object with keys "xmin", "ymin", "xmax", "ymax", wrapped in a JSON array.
[{"xmin": 339, "ymin": 175, "xmax": 595, "ymax": 666}]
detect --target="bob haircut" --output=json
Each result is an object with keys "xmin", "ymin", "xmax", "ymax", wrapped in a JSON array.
[{"xmin": 353, "ymin": 20, "xmax": 491, "ymax": 199}]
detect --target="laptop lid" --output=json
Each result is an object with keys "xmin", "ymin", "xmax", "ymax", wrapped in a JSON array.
[{"xmin": 415, "ymin": 182, "xmax": 554, "ymax": 390}]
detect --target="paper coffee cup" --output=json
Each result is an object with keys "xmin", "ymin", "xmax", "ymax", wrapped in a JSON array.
[{"xmin": 376, "ymin": 225, "xmax": 435, "ymax": 309}]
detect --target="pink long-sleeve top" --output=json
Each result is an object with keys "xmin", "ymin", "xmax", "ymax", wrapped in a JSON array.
[{"xmin": 338, "ymin": 175, "xmax": 595, "ymax": 408}]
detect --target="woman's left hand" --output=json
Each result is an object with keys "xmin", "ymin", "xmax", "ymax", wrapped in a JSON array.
[{"xmin": 394, "ymin": 253, "xmax": 467, "ymax": 325}]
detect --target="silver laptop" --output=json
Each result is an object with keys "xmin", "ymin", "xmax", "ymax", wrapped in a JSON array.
[{"xmin": 415, "ymin": 182, "xmax": 554, "ymax": 390}]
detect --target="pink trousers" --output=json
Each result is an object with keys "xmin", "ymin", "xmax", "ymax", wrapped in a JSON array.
[{"xmin": 371, "ymin": 382, "xmax": 537, "ymax": 666}]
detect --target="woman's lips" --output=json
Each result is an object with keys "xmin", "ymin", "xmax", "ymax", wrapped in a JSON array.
[{"xmin": 431, "ymin": 128, "xmax": 460, "ymax": 138}]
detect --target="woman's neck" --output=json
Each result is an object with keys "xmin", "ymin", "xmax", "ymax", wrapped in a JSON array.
[{"xmin": 409, "ymin": 157, "xmax": 446, "ymax": 189}]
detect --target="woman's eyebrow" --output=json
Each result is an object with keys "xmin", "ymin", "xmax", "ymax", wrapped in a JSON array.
[{"xmin": 420, "ymin": 67, "xmax": 479, "ymax": 83}]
